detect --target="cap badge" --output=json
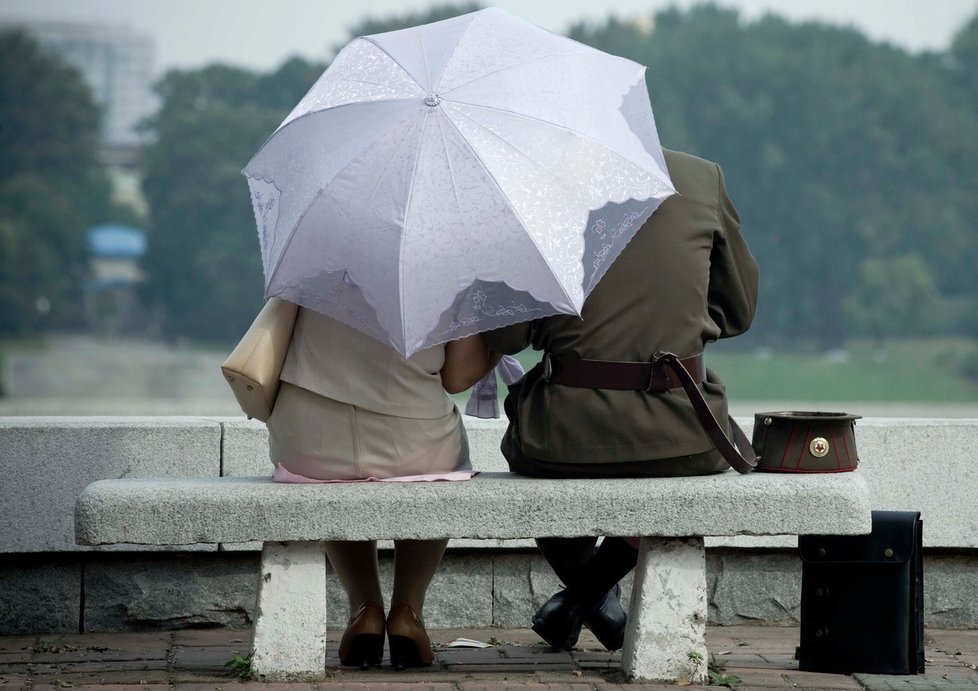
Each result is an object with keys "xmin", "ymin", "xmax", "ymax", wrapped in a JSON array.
[{"xmin": 809, "ymin": 437, "xmax": 830, "ymax": 458}]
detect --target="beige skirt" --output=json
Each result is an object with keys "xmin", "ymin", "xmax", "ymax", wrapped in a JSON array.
[{"xmin": 267, "ymin": 382, "xmax": 471, "ymax": 481}]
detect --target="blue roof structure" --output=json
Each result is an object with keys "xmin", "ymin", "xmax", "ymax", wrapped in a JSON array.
[{"xmin": 87, "ymin": 224, "xmax": 147, "ymax": 258}]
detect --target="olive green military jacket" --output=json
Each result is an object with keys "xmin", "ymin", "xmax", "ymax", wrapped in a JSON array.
[{"xmin": 483, "ymin": 149, "xmax": 759, "ymax": 471}]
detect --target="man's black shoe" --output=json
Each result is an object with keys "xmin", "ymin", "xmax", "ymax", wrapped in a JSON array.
[
  {"xmin": 531, "ymin": 589, "xmax": 586, "ymax": 650},
  {"xmin": 586, "ymin": 583, "xmax": 627, "ymax": 651}
]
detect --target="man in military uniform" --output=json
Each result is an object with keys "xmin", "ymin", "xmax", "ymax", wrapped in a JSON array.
[{"xmin": 483, "ymin": 149, "xmax": 759, "ymax": 651}]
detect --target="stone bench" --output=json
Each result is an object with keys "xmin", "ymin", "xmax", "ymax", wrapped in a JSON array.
[{"xmin": 75, "ymin": 470, "xmax": 871, "ymax": 682}]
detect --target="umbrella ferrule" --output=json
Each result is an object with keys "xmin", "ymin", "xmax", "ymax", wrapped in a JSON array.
[{"xmin": 424, "ymin": 93, "xmax": 442, "ymax": 107}]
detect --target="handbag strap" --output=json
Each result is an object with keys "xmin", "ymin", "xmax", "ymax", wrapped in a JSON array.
[{"xmin": 543, "ymin": 350, "xmax": 758, "ymax": 474}]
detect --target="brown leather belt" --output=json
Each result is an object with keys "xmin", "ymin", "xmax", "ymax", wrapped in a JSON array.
[
  {"xmin": 543, "ymin": 352, "xmax": 705, "ymax": 391},
  {"xmin": 540, "ymin": 351, "xmax": 757, "ymax": 474}
]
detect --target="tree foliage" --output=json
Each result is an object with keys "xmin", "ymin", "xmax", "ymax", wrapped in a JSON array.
[
  {"xmin": 140, "ymin": 59, "xmax": 324, "ymax": 343},
  {"xmin": 0, "ymin": 30, "xmax": 113, "ymax": 336},
  {"xmin": 570, "ymin": 5, "xmax": 978, "ymax": 348}
]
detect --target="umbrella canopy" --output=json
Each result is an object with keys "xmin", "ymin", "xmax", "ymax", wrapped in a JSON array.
[{"xmin": 243, "ymin": 7, "xmax": 675, "ymax": 356}]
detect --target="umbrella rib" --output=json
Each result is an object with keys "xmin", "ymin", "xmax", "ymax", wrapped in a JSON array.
[
  {"xmin": 263, "ymin": 107, "xmax": 423, "ymax": 292},
  {"xmin": 419, "ymin": 34, "xmax": 433, "ymax": 91},
  {"xmin": 245, "ymin": 99, "xmax": 421, "ymax": 176},
  {"xmin": 455, "ymin": 101, "xmax": 674, "ymax": 189},
  {"xmin": 366, "ymin": 35, "xmax": 435, "ymax": 94},
  {"xmin": 455, "ymin": 104, "xmax": 663, "ymax": 212},
  {"xmin": 434, "ymin": 113, "xmax": 465, "ymax": 230},
  {"xmin": 441, "ymin": 50, "xmax": 598, "ymax": 96},
  {"xmin": 435, "ymin": 108, "xmax": 578, "ymax": 312},
  {"xmin": 447, "ymin": 99, "xmax": 672, "ymax": 189},
  {"xmin": 395, "ymin": 108, "xmax": 441, "ymax": 348},
  {"xmin": 452, "ymin": 107, "xmax": 601, "ymax": 209}
]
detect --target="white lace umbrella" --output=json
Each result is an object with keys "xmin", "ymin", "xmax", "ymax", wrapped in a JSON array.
[{"xmin": 243, "ymin": 7, "xmax": 675, "ymax": 356}]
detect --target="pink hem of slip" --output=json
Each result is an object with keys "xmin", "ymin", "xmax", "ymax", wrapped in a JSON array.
[{"xmin": 272, "ymin": 463, "xmax": 476, "ymax": 484}]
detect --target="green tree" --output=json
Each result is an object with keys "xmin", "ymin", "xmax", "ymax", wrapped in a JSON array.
[
  {"xmin": 843, "ymin": 254, "xmax": 942, "ymax": 342},
  {"xmin": 0, "ymin": 30, "xmax": 113, "ymax": 335},
  {"xmin": 141, "ymin": 59, "xmax": 325, "ymax": 343},
  {"xmin": 571, "ymin": 6, "xmax": 978, "ymax": 348},
  {"xmin": 949, "ymin": 12, "xmax": 978, "ymax": 100}
]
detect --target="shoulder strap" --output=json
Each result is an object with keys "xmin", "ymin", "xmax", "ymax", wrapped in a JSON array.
[{"xmin": 654, "ymin": 352, "xmax": 758, "ymax": 474}]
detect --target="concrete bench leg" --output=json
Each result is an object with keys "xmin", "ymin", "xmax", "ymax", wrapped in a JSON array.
[
  {"xmin": 621, "ymin": 536, "xmax": 708, "ymax": 683},
  {"xmin": 250, "ymin": 541, "xmax": 328, "ymax": 681}
]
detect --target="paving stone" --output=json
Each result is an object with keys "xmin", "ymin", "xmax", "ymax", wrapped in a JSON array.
[
  {"xmin": 172, "ymin": 646, "xmax": 248, "ymax": 677},
  {"xmin": 172, "ymin": 670, "xmax": 239, "ymax": 684},
  {"xmin": 319, "ymin": 685, "xmax": 457, "ymax": 691},
  {"xmin": 0, "ymin": 665, "xmax": 29, "ymax": 675},
  {"xmin": 5, "ymin": 624, "xmax": 978, "ymax": 689},
  {"xmin": 30, "ymin": 640, "xmax": 169, "ymax": 664},
  {"xmin": 436, "ymin": 647, "xmax": 504, "ymax": 664},
  {"xmin": 499, "ymin": 646, "xmax": 575, "ymax": 663},
  {"xmin": 575, "ymin": 658, "xmax": 621, "ymax": 670},
  {"xmin": 596, "ymin": 684, "xmax": 688, "ymax": 691},
  {"xmin": 0, "ymin": 638, "xmax": 35, "ymax": 654},
  {"xmin": 447, "ymin": 662, "xmax": 573, "ymax": 672},
  {"xmin": 174, "ymin": 684, "xmax": 315, "ymax": 691},
  {"xmin": 856, "ymin": 676, "xmax": 978, "ymax": 690},
  {"xmin": 36, "ymin": 631, "xmax": 172, "ymax": 649},
  {"xmin": 720, "ymin": 668, "xmax": 796, "ymax": 687},
  {"xmin": 711, "ymin": 651, "xmax": 770, "ymax": 667},
  {"xmin": 784, "ymin": 670, "xmax": 865, "ymax": 688},
  {"xmin": 0, "ymin": 654, "xmax": 30, "ymax": 666},
  {"xmin": 31, "ymin": 668, "xmax": 172, "ymax": 685},
  {"xmin": 171, "ymin": 628, "xmax": 248, "ymax": 647},
  {"xmin": 43, "ymin": 659, "xmax": 170, "ymax": 674},
  {"xmin": 32, "ymin": 686, "xmax": 169, "ymax": 691},
  {"xmin": 721, "ymin": 656, "xmax": 794, "ymax": 671},
  {"xmin": 459, "ymin": 684, "xmax": 595, "ymax": 690}
]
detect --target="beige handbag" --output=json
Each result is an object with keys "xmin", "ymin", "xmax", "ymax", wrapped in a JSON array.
[{"xmin": 221, "ymin": 297, "xmax": 298, "ymax": 421}]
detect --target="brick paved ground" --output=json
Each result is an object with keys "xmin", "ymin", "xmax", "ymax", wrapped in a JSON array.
[{"xmin": 1, "ymin": 626, "xmax": 976, "ymax": 690}]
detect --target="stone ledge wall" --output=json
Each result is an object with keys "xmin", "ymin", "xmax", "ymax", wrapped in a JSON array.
[
  {"xmin": 1, "ymin": 416, "xmax": 976, "ymax": 633},
  {"xmin": 3, "ymin": 548, "xmax": 975, "ymax": 634}
]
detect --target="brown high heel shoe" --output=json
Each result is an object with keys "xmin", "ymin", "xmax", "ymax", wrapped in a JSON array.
[
  {"xmin": 338, "ymin": 602, "xmax": 385, "ymax": 669},
  {"xmin": 386, "ymin": 604, "xmax": 434, "ymax": 669}
]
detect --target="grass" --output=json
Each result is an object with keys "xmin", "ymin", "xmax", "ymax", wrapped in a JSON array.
[
  {"xmin": 224, "ymin": 653, "xmax": 255, "ymax": 680},
  {"xmin": 453, "ymin": 337, "xmax": 978, "ymax": 408},
  {"xmin": 711, "ymin": 338, "xmax": 978, "ymax": 402}
]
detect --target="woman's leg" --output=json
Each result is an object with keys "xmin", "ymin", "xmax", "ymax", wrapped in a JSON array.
[
  {"xmin": 386, "ymin": 539, "xmax": 448, "ymax": 669},
  {"xmin": 324, "ymin": 540, "xmax": 384, "ymax": 611},
  {"xmin": 325, "ymin": 540, "xmax": 386, "ymax": 668},
  {"xmin": 391, "ymin": 539, "xmax": 449, "ymax": 611}
]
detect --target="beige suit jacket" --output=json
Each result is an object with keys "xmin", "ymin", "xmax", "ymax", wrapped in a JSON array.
[{"xmin": 281, "ymin": 308, "xmax": 452, "ymax": 420}]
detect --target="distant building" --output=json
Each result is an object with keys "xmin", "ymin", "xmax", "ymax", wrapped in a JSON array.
[
  {"xmin": 1, "ymin": 19, "xmax": 157, "ymax": 147},
  {"xmin": 0, "ymin": 18, "xmax": 157, "ymax": 215}
]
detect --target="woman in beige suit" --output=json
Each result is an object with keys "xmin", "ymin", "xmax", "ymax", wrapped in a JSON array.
[{"xmin": 267, "ymin": 308, "xmax": 497, "ymax": 669}]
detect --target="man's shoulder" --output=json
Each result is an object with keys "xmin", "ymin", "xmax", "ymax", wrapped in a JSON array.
[
  {"xmin": 662, "ymin": 148, "xmax": 718, "ymax": 173},
  {"xmin": 662, "ymin": 148, "xmax": 721, "ymax": 194}
]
